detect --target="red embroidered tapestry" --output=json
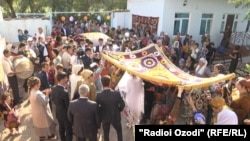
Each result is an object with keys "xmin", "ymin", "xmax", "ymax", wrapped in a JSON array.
[{"xmin": 132, "ymin": 14, "xmax": 159, "ymax": 33}]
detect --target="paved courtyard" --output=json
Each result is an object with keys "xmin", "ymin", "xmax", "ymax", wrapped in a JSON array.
[
  {"xmin": 0, "ymin": 79, "xmax": 134, "ymax": 141},
  {"xmin": 0, "ymin": 95, "xmax": 134, "ymax": 141}
]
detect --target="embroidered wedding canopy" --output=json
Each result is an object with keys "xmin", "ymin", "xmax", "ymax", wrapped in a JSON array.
[{"xmin": 102, "ymin": 44, "xmax": 236, "ymax": 90}]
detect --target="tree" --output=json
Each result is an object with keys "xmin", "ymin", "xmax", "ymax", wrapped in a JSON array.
[
  {"xmin": 228, "ymin": 0, "xmax": 250, "ymax": 19},
  {"xmin": 0, "ymin": 0, "xmax": 127, "ymax": 18},
  {"xmin": 3, "ymin": 0, "xmax": 16, "ymax": 18}
]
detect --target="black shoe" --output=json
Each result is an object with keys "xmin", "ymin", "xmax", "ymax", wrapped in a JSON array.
[
  {"xmin": 39, "ymin": 136, "xmax": 46, "ymax": 141},
  {"xmin": 48, "ymin": 135, "xmax": 58, "ymax": 140}
]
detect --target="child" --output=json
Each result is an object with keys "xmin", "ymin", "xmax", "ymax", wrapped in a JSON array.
[{"xmin": 0, "ymin": 92, "xmax": 21, "ymax": 135}]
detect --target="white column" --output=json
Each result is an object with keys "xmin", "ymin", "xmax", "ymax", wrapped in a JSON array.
[{"xmin": 0, "ymin": 6, "xmax": 3, "ymax": 22}]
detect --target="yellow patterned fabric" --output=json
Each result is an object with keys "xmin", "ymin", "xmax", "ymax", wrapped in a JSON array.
[{"xmin": 102, "ymin": 44, "xmax": 236, "ymax": 90}]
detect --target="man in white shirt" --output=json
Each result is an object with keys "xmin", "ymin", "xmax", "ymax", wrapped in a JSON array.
[
  {"xmin": 35, "ymin": 27, "xmax": 45, "ymax": 43},
  {"xmin": 37, "ymin": 37, "xmax": 49, "ymax": 64},
  {"xmin": 26, "ymin": 37, "xmax": 37, "ymax": 59},
  {"xmin": 2, "ymin": 49, "xmax": 23, "ymax": 105}
]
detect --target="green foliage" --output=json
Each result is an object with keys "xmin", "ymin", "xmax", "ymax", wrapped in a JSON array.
[
  {"xmin": 228, "ymin": 0, "xmax": 250, "ymax": 7},
  {"xmin": 0, "ymin": 0, "xmax": 127, "ymax": 18},
  {"xmin": 246, "ymin": 64, "xmax": 250, "ymax": 73},
  {"xmin": 228, "ymin": 0, "xmax": 250, "ymax": 20}
]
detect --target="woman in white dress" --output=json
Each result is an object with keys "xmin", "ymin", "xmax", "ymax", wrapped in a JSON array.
[
  {"xmin": 27, "ymin": 77, "xmax": 57, "ymax": 141},
  {"xmin": 124, "ymin": 72, "xmax": 144, "ymax": 127},
  {"xmin": 69, "ymin": 64, "xmax": 83, "ymax": 100}
]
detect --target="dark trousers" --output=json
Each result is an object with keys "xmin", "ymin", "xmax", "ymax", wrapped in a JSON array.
[
  {"xmin": 49, "ymin": 95, "xmax": 53, "ymax": 111},
  {"xmin": 102, "ymin": 121, "xmax": 123, "ymax": 141},
  {"xmin": 142, "ymin": 92, "xmax": 155, "ymax": 121},
  {"xmin": 7, "ymin": 75, "xmax": 20, "ymax": 105},
  {"xmin": 206, "ymin": 104, "xmax": 213, "ymax": 125},
  {"xmin": 76, "ymin": 136, "xmax": 97, "ymax": 141},
  {"xmin": 57, "ymin": 118, "xmax": 73, "ymax": 141}
]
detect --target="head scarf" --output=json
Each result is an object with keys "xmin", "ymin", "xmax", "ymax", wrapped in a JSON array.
[
  {"xmin": 71, "ymin": 64, "xmax": 84, "ymax": 75},
  {"xmin": 195, "ymin": 57, "xmax": 208, "ymax": 76},
  {"xmin": 81, "ymin": 69, "xmax": 93, "ymax": 80}
]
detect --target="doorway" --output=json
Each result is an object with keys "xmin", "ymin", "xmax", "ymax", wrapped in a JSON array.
[{"xmin": 225, "ymin": 14, "xmax": 235, "ymax": 31}]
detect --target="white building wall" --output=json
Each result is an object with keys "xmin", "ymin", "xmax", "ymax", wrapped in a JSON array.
[
  {"xmin": 128, "ymin": 0, "xmax": 249, "ymax": 47},
  {"xmin": 111, "ymin": 11, "xmax": 130, "ymax": 29},
  {"xmin": 0, "ymin": 18, "xmax": 51, "ymax": 43},
  {"xmin": 0, "ymin": 7, "xmax": 3, "ymax": 23}
]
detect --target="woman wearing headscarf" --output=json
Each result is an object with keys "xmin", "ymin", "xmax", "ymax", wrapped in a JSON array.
[
  {"xmin": 230, "ymin": 78, "xmax": 250, "ymax": 124},
  {"xmin": 206, "ymin": 63, "xmax": 228, "ymax": 124},
  {"xmin": 194, "ymin": 57, "xmax": 212, "ymax": 78},
  {"xmin": 210, "ymin": 64, "xmax": 227, "ymax": 96},
  {"xmin": 228, "ymin": 45, "xmax": 240, "ymax": 73},
  {"xmin": 27, "ymin": 77, "xmax": 57, "ymax": 140},
  {"xmin": 73, "ymin": 69, "xmax": 96, "ymax": 101},
  {"xmin": 182, "ymin": 58, "xmax": 212, "ymax": 124}
]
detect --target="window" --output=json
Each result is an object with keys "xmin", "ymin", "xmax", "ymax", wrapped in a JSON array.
[
  {"xmin": 199, "ymin": 14, "xmax": 213, "ymax": 35},
  {"xmin": 173, "ymin": 13, "xmax": 189, "ymax": 35},
  {"xmin": 220, "ymin": 14, "xmax": 239, "ymax": 33}
]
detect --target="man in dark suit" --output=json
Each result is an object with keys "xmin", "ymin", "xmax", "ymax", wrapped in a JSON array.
[
  {"xmin": 82, "ymin": 47, "xmax": 92, "ymax": 69},
  {"xmin": 38, "ymin": 62, "xmax": 51, "ymax": 91},
  {"xmin": 51, "ymin": 72, "xmax": 73, "ymax": 141},
  {"xmin": 68, "ymin": 84, "xmax": 100, "ymax": 141},
  {"xmin": 96, "ymin": 75, "xmax": 125, "ymax": 141},
  {"xmin": 61, "ymin": 24, "xmax": 69, "ymax": 37},
  {"xmin": 38, "ymin": 62, "xmax": 52, "ymax": 109},
  {"xmin": 94, "ymin": 38, "xmax": 105, "ymax": 53}
]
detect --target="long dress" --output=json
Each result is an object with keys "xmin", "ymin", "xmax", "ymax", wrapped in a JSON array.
[
  {"xmin": 70, "ymin": 64, "xmax": 83, "ymax": 100},
  {"xmin": 124, "ymin": 72, "xmax": 144, "ymax": 126},
  {"xmin": 29, "ymin": 89, "xmax": 56, "ymax": 137},
  {"xmin": 228, "ymin": 51, "xmax": 239, "ymax": 73}
]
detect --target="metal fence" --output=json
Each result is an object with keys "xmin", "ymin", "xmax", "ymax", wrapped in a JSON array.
[{"xmin": 231, "ymin": 31, "xmax": 250, "ymax": 47}]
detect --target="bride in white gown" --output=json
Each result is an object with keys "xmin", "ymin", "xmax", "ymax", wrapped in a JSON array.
[
  {"xmin": 116, "ymin": 72, "xmax": 144, "ymax": 127},
  {"xmin": 69, "ymin": 64, "xmax": 83, "ymax": 100}
]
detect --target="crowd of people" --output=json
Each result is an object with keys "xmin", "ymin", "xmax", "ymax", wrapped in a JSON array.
[{"xmin": 0, "ymin": 19, "xmax": 250, "ymax": 141}]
